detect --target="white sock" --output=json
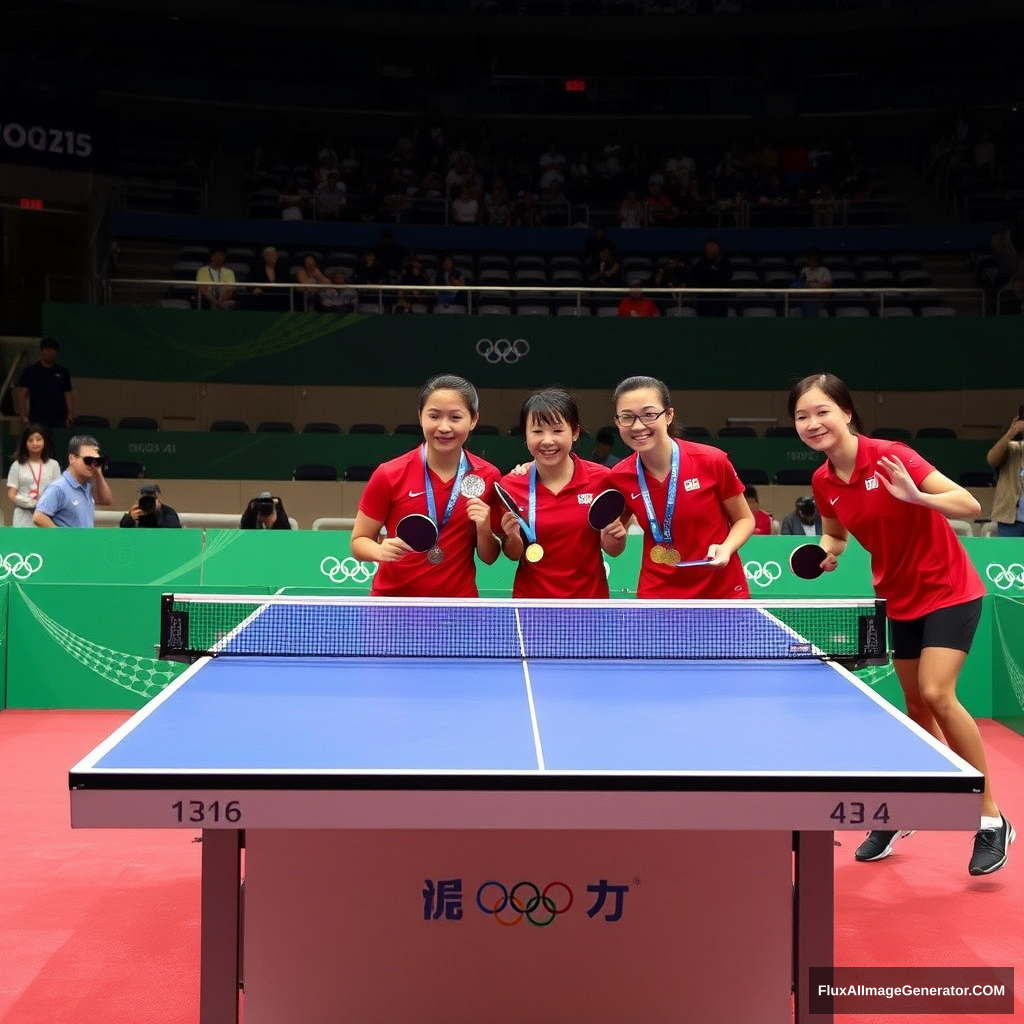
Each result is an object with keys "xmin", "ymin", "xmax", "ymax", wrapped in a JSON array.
[{"xmin": 980, "ymin": 815, "xmax": 1003, "ymax": 831}]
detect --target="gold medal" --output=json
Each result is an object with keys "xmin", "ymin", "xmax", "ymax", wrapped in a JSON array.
[
  {"xmin": 426, "ymin": 545, "xmax": 445, "ymax": 565},
  {"xmin": 650, "ymin": 544, "xmax": 668, "ymax": 564},
  {"xmin": 662, "ymin": 547, "xmax": 681, "ymax": 566},
  {"xmin": 525, "ymin": 543, "xmax": 544, "ymax": 563}
]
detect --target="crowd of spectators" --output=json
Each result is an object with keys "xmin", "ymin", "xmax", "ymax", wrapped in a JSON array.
[{"xmin": 243, "ymin": 122, "xmax": 881, "ymax": 228}]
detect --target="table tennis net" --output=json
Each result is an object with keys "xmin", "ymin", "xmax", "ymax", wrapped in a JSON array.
[{"xmin": 159, "ymin": 595, "xmax": 887, "ymax": 665}]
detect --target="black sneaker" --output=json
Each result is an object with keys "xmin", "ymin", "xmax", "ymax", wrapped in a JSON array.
[
  {"xmin": 854, "ymin": 829, "xmax": 915, "ymax": 862},
  {"xmin": 969, "ymin": 817, "xmax": 1016, "ymax": 876}
]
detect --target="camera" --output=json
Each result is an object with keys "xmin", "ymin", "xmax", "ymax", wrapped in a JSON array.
[
  {"xmin": 255, "ymin": 496, "xmax": 275, "ymax": 516},
  {"xmin": 139, "ymin": 493, "xmax": 157, "ymax": 515}
]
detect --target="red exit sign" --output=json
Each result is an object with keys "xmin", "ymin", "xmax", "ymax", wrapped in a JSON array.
[
  {"xmin": 564, "ymin": 80, "xmax": 587, "ymax": 93},
  {"xmin": 19, "ymin": 197, "xmax": 44, "ymax": 210}
]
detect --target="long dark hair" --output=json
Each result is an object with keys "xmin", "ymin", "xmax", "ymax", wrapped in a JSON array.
[
  {"xmin": 519, "ymin": 387, "xmax": 582, "ymax": 434},
  {"xmin": 787, "ymin": 372, "xmax": 865, "ymax": 434},
  {"xmin": 16, "ymin": 424, "xmax": 54, "ymax": 463}
]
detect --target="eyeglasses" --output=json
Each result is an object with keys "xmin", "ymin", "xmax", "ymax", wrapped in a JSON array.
[
  {"xmin": 614, "ymin": 409, "xmax": 668, "ymax": 428},
  {"xmin": 80, "ymin": 455, "xmax": 105, "ymax": 466}
]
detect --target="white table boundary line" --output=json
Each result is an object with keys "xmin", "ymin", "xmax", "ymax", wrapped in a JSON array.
[{"xmin": 514, "ymin": 606, "xmax": 546, "ymax": 771}]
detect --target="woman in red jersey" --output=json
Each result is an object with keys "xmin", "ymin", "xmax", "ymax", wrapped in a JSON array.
[
  {"xmin": 493, "ymin": 388, "xmax": 626, "ymax": 599},
  {"xmin": 789, "ymin": 371, "xmax": 1012, "ymax": 875},
  {"xmin": 351, "ymin": 374, "xmax": 501, "ymax": 597},
  {"xmin": 607, "ymin": 375, "xmax": 753, "ymax": 599}
]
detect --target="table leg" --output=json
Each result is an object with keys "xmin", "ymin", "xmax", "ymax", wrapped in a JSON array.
[
  {"xmin": 199, "ymin": 829, "xmax": 242, "ymax": 1024},
  {"xmin": 793, "ymin": 830, "xmax": 833, "ymax": 1024}
]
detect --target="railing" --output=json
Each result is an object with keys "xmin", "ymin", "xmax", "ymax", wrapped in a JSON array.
[{"xmin": 105, "ymin": 278, "xmax": 988, "ymax": 318}]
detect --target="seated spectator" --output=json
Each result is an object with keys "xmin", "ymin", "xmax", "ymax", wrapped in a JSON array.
[
  {"xmin": 451, "ymin": 184, "xmax": 481, "ymax": 225},
  {"xmin": 653, "ymin": 253, "xmax": 687, "ymax": 289},
  {"xmin": 688, "ymin": 238, "xmax": 732, "ymax": 317},
  {"xmin": 296, "ymin": 253, "xmax": 331, "ymax": 310},
  {"xmin": 780, "ymin": 495, "xmax": 823, "ymax": 536},
  {"xmin": 588, "ymin": 426, "xmax": 621, "ymax": 468},
  {"xmin": 617, "ymin": 189, "xmax": 645, "ymax": 229},
  {"xmin": 644, "ymin": 181, "xmax": 679, "ymax": 226},
  {"xmin": 119, "ymin": 483, "xmax": 181, "ymax": 528},
  {"xmin": 196, "ymin": 245, "xmax": 236, "ymax": 310},
  {"xmin": 585, "ymin": 244, "xmax": 622, "ymax": 289},
  {"xmin": 313, "ymin": 170, "xmax": 347, "ymax": 220},
  {"xmin": 510, "ymin": 191, "xmax": 543, "ymax": 227},
  {"xmin": 279, "ymin": 177, "xmax": 309, "ymax": 221},
  {"xmin": 351, "ymin": 250, "xmax": 388, "ymax": 286},
  {"xmin": 483, "ymin": 179, "xmax": 512, "ymax": 226},
  {"xmin": 744, "ymin": 487, "xmax": 774, "ymax": 535},
  {"xmin": 796, "ymin": 247, "xmax": 832, "ymax": 318},
  {"xmin": 617, "ymin": 280, "xmax": 660, "ymax": 318},
  {"xmin": 319, "ymin": 270, "xmax": 358, "ymax": 314},
  {"xmin": 583, "ymin": 225, "xmax": 613, "ymax": 264},
  {"xmin": 392, "ymin": 290, "xmax": 414, "ymax": 314},
  {"xmin": 240, "ymin": 492, "xmax": 291, "ymax": 530},
  {"xmin": 435, "ymin": 255, "xmax": 465, "ymax": 306},
  {"xmin": 250, "ymin": 246, "xmax": 289, "ymax": 311}
]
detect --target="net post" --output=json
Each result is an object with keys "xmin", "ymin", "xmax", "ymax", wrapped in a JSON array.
[{"xmin": 159, "ymin": 592, "xmax": 194, "ymax": 664}]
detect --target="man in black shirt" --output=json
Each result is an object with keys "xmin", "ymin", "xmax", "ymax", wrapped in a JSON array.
[
  {"xmin": 119, "ymin": 484, "xmax": 182, "ymax": 528},
  {"xmin": 688, "ymin": 238, "xmax": 733, "ymax": 317},
  {"xmin": 17, "ymin": 338, "xmax": 73, "ymax": 429}
]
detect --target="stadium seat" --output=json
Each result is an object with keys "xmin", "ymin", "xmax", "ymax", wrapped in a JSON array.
[
  {"xmin": 473, "ymin": 424, "xmax": 501, "ymax": 436},
  {"xmin": 737, "ymin": 468, "xmax": 771, "ymax": 485},
  {"xmin": 958, "ymin": 471, "xmax": 995, "ymax": 487},
  {"xmin": 774, "ymin": 469, "xmax": 814, "ymax": 485},
  {"xmin": 394, "ymin": 423, "xmax": 422, "ymax": 435},
  {"xmin": 302, "ymin": 421, "xmax": 341, "ymax": 433},
  {"xmin": 348, "ymin": 423, "xmax": 387, "ymax": 434},
  {"xmin": 871, "ymin": 427, "xmax": 912, "ymax": 440},
  {"xmin": 71, "ymin": 415, "xmax": 110, "ymax": 429},
  {"xmin": 717, "ymin": 426, "xmax": 758, "ymax": 438},
  {"xmin": 104, "ymin": 460, "xmax": 146, "ymax": 479},
  {"xmin": 682, "ymin": 425, "xmax": 710, "ymax": 439},
  {"xmin": 946, "ymin": 518, "xmax": 974, "ymax": 537},
  {"xmin": 765, "ymin": 426, "xmax": 798, "ymax": 438},
  {"xmin": 343, "ymin": 464, "xmax": 375, "ymax": 482},
  {"xmin": 209, "ymin": 420, "xmax": 249, "ymax": 432},
  {"xmin": 117, "ymin": 416, "xmax": 159, "ymax": 430},
  {"xmin": 256, "ymin": 421, "xmax": 295, "ymax": 432},
  {"xmin": 915, "ymin": 426, "xmax": 957, "ymax": 438},
  {"xmin": 292, "ymin": 464, "xmax": 338, "ymax": 481}
]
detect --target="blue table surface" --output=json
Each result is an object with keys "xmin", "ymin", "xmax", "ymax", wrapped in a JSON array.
[{"xmin": 90, "ymin": 655, "xmax": 965, "ymax": 776}]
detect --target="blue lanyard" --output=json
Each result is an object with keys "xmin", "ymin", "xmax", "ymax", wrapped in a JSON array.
[
  {"xmin": 501, "ymin": 467, "xmax": 539, "ymax": 544},
  {"xmin": 422, "ymin": 445, "xmax": 468, "ymax": 531},
  {"xmin": 634, "ymin": 441, "xmax": 679, "ymax": 546}
]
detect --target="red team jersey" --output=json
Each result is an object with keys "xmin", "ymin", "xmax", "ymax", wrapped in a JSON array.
[
  {"xmin": 490, "ymin": 455, "xmax": 611, "ymax": 599},
  {"xmin": 608, "ymin": 439, "xmax": 750, "ymax": 599},
  {"xmin": 359, "ymin": 447, "xmax": 501, "ymax": 597},
  {"xmin": 811, "ymin": 437, "xmax": 985, "ymax": 620}
]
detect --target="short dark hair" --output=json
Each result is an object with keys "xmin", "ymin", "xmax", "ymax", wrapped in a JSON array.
[
  {"xmin": 520, "ymin": 388, "xmax": 582, "ymax": 434},
  {"xmin": 744, "ymin": 485, "xmax": 760, "ymax": 501},
  {"xmin": 68, "ymin": 434, "xmax": 100, "ymax": 456}
]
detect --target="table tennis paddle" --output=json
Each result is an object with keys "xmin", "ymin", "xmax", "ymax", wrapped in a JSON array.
[
  {"xmin": 395, "ymin": 513, "xmax": 439, "ymax": 553},
  {"xmin": 493, "ymin": 482, "xmax": 521, "ymax": 520},
  {"xmin": 587, "ymin": 489, "xmax": 626, "ymax": 530},
  {"xmin": 789, "ymin": 543, "xmax": 827, "ymax": 580}
]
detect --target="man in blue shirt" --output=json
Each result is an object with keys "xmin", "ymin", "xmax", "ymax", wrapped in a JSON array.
[{"xmin": 33, "ymin": 435, "xmax": 113, "ymax": 527}]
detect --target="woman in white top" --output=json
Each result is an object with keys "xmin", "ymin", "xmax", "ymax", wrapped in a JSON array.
[{"xmin": 7, "ymin": 424, "xmax": 61, "ymax": 527}]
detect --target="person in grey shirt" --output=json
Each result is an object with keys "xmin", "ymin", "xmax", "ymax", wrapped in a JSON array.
[{"xmin": 779, "ymin": 495, "xmax": 822, "ymax": 536}]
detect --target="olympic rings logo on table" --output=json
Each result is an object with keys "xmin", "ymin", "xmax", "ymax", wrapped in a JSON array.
[
  {"xmin": 0, "ymin": 552, "xmax": 44, "ymax": 581},
  {"xmin": 985, "ymin": 562, "xmax": 1024, "ymax": 592},
  {"xmin": 319, "ymin": 556, "xmax": 377, "ymax": 585},
  {"xmin": 476, "ymin": 880, "xmax": 573, "ymax": 927},
  {"xmin": 476, "ymin": 338, "xmax": 530, "ymax": 364},
  {"xmin": 743, "ymin": 560, "xmax": 782, "ymax": 588}
]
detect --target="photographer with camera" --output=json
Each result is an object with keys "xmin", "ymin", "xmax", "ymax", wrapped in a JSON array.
[
  {"xmin": 986, "ymin": 407, "xmax": 1024, "ymax": 537},
  {"xmin": 240, "ymin": 491, "xmax": 292, "ymax": 530},
  {"xmin": 119, "ymin": 484, "xmax": 181, "ymax": 529}
]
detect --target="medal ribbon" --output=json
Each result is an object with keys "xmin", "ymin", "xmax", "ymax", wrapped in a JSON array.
[
  {"xmin": 634, "ymin": 441, "xmax": 679, "ymax": 547},
  {"xmin": 422, "ymin": 445, "xmax": 468, "ymax": 534}
]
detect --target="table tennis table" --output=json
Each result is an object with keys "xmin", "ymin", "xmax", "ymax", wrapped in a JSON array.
[{"xmin": 70, "ymin": 595, "xmax": 983, "ymax": 1024}]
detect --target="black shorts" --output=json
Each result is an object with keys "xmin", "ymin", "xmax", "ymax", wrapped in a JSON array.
[{"xmin": 889, "ymin": 597, "xmax": 983, "ymax": 660}]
